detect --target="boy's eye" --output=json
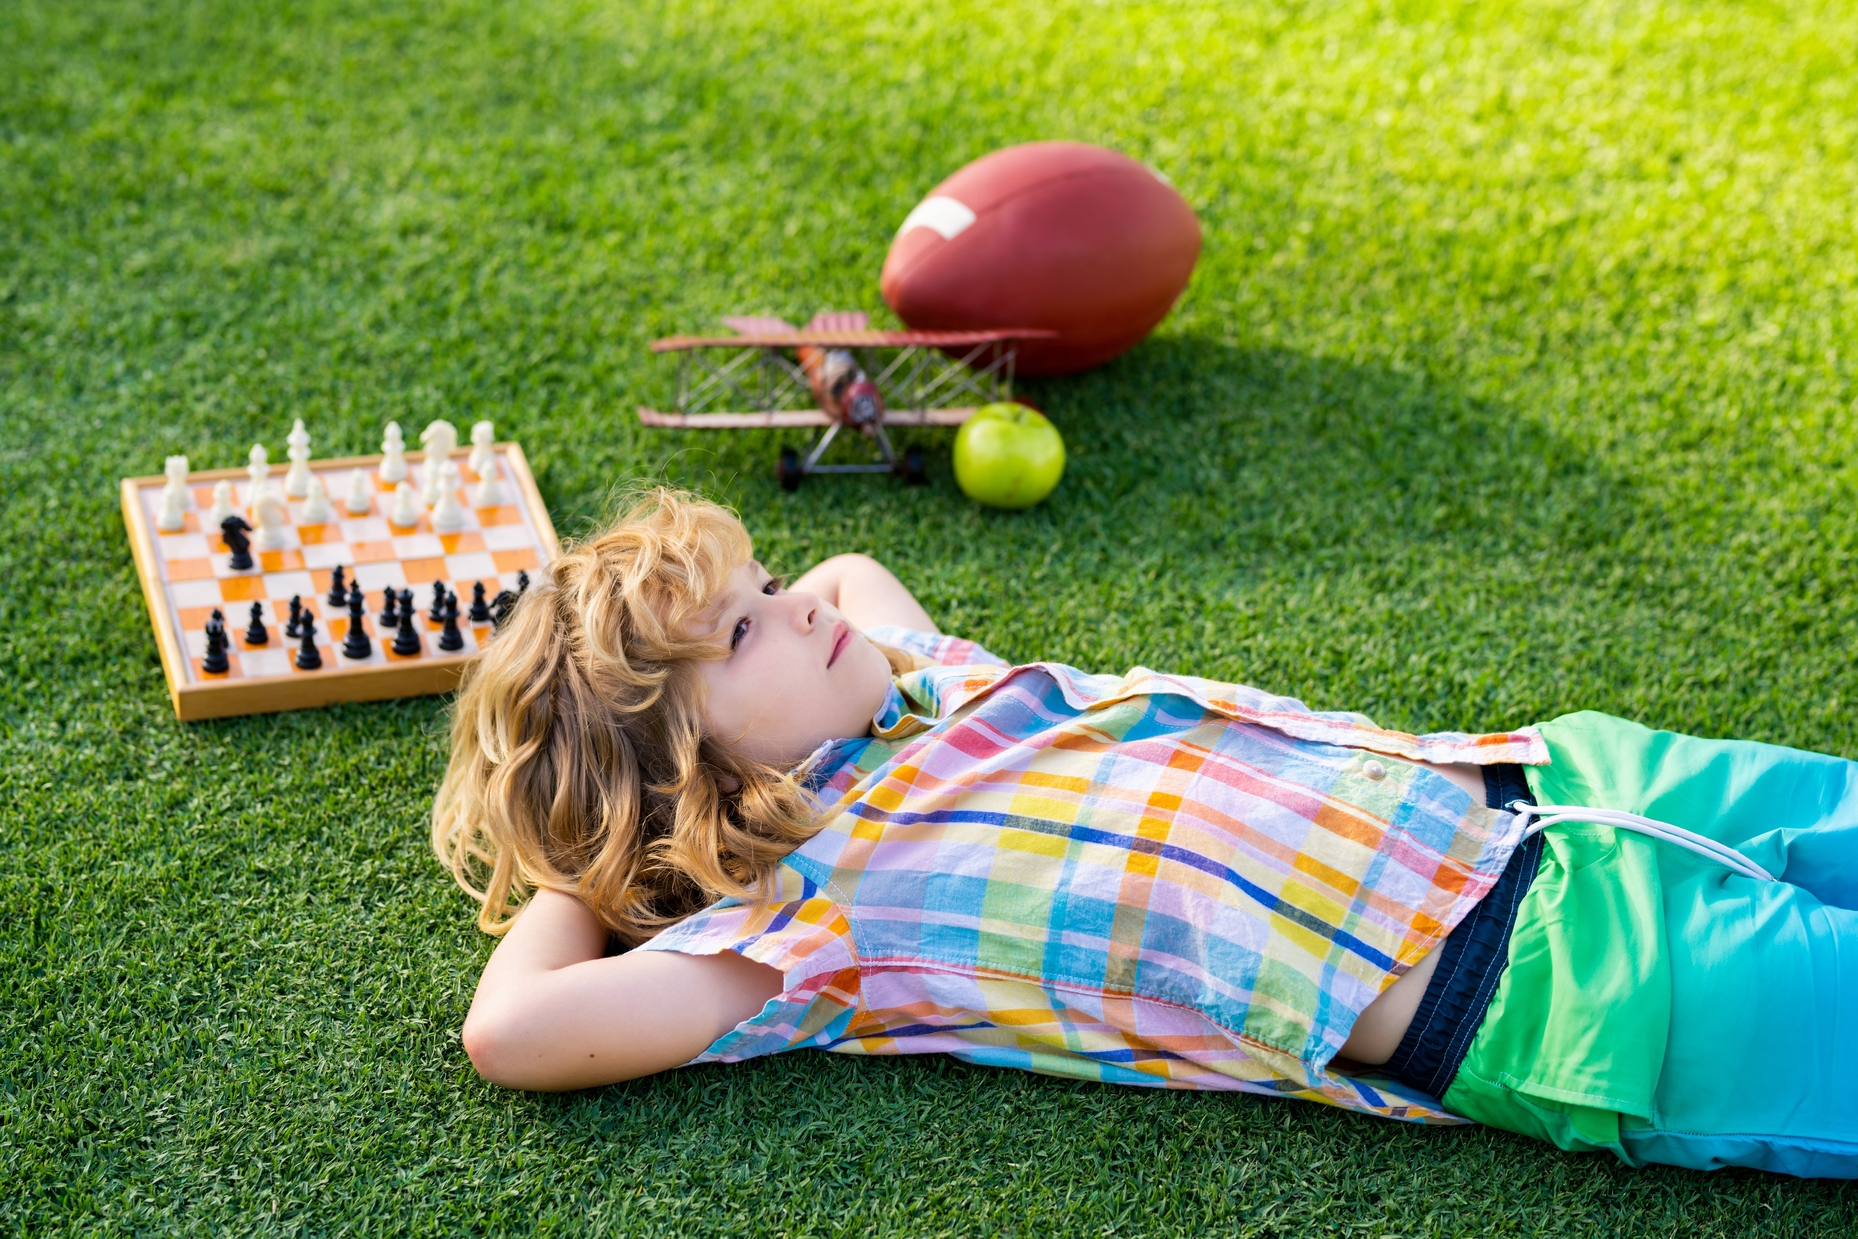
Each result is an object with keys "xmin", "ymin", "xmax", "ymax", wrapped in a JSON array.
[
  {"xmin": 763, "ymin": 575, "xmax": 784, "ymax": 594},
  {"xmin": 730, "ymin": 617, "xmax": 748, "ymax": 650}
]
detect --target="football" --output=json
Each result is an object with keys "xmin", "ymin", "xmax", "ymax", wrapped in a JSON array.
[{"xmin": 880, "ymin": 142, "xmax": 1202, "ymax": 377}]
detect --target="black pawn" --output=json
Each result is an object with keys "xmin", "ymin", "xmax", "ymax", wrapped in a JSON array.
[
  {"xmin": 437, "ymin": 591, "xmax": 464, "ymax": 651},
  {"xmin": 285, "ymin": 595, "xmax": 302, "ymax": 639},
  {"xmin": 326, "ymin": 566, "xmax": 348, "ymax": 607},
  {"xmin": 379, "ymin": 586, "xmax": 398, "ymax": 625},
  {"xmin": 220, "ymin": 516, "xmax": 254, "ymax": 571},
  {"xmin": 295, "ymin": 613, "xmax": 322, "ymax": 670},
  {"xmin": 468, "ymin": 581, "xmax": 491, "ymax": 623},
  {"xmin": 517, "ymin": 570, "xmax": 530, "ymax": 594},
  {"xmin": 342, "ymin": 585, "xmax": 372, "ymax": 660},
  {"xmin": 244, "ymin": 601, "xmax": 268, "ymax": 646},
  {"xmin": 429, "ymin": 581, "xmax": 449, "ymax": 624},
  {"xmin": 398, "ymin": 587, "xmax": 415, "ymax": 621},
  {"xmin": 392, "ymin": 607, "xmax": 422, "ymax": 656},
  {"xmin": 201, "ymin": 622, "xmax": 230, "ymax": 675}
]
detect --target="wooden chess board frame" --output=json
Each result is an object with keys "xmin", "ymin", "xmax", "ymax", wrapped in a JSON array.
[{"xmin": 121, "ymin": 443, "xmax": 560, "ymax": 722}]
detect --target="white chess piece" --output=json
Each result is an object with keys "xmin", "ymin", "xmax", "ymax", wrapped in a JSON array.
[
  {"xmin": 207, "ymin": 480, "xmax": 238, "ymax": 527},
  {"xmin": 284, "ymin": 419, "xmax": 313, "ymax": 498},
  {"xmin": 430, "ymin": 462, "xmax": 465, "ymax": 532},
  {"xmin": 301, "ymin": 474, "xmax": 333, "ymax": 524},
  {"xmin": 389, "ymin": 481, "xmax": 421, "ymax": 528},
  {"xmin": 379, "ymin": 421, "xmax": 408, "ymax": 483},
  {"xmin": 156, "ymin": 455, "xmax": 190, "ymax": 531},
  {"xmin": 468, "ymin": 420, "xmax": 496, "ymax": 478},
  {"xmin": 344, "ymin": 467, "xmax": 373, "ymax": 515},
  {"xmin": 252, "ymin": 490, "xmax": 287, "ymax": 551},
  {"xmin": 472, "ymin": 454, "xmax": 505, "ymax": 507},
  {"xmin": 246, "ymin": 443, "xmax": 276, "ymax": 512},
  {"xmin": 419, "ymin": 421, "xmax": 458, "ymax": 506}
]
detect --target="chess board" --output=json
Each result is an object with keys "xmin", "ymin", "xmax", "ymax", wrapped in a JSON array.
[{"xmin": 121, "ymin": 443, "xmax": 561, "ymax": 721}]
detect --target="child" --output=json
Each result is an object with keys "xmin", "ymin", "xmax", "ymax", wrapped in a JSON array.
[{"xmin": 433, "ymin": 488, "xmax": 1858, "ymax": 1179}]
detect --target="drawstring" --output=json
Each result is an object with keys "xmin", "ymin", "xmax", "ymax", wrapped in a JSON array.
[{"xmin": 1506, "ymin": 801, "xmax": 1777, "ymax": 884}]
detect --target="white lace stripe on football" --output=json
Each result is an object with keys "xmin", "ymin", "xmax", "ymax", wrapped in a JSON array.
[{"xmin": 896, "ymin": 195, "xmax": 977, "ymax": 241}]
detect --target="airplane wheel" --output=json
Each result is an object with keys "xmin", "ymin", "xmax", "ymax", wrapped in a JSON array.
[
  {"xmin": 900, "ymin": 445, "xmax": 927, "ymax": 485},
  {"xmin": 777, "ymin": 447, "xmax": 804, "ymax": 491}
]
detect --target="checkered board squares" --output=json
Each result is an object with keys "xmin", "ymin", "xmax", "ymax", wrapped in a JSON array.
[{"xmin": 122, "ymin": 443, "xmax": 561, "ymax": 721}]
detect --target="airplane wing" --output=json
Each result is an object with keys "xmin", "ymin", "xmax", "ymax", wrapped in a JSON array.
[
  {"xmin": 651, "ymin": 327, "xmax": 1057, "ymax": 351},
  {"xmin": 720, "ymin": 315, "xmax": 797, "ymax": 335},
  {"xmin": 805, "ymin": 310, "xmax": 870, "ymax": 332}
]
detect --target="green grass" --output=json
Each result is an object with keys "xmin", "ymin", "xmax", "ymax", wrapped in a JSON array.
[{"xmin": 5, "ymin": 0, "xmax": 1858, "ymax": 1232}]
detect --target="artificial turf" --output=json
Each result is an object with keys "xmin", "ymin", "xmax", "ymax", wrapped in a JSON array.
[{"xmin": 4, "ymin": 0, "xmax": 1858, "ymax": 1232}]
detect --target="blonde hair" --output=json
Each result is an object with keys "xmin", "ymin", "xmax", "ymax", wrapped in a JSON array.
[{"xmin": 431, "ymin": 486, "xmax": 914, "ymax": 945}]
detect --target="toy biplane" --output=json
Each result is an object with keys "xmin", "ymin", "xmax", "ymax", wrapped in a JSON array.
[{"xmin": 638, "ymin": 312, "xmax": 1055, "ymax": 489}]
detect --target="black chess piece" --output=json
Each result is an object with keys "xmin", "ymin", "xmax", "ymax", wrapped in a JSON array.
[
  {"xmin": 398, "ymin": 587, "xmax": 414, "ymax": 620},
  {"xmin": 342, "ymin": 586, "xmax": 372, "ymax": 660},
  {"xmin": 285, "ymin": 594, "xmax": 302, "ymax": 639},
  {"xmin": 468, "ymin": 581, "xmax": 491, "ymax": 624},
  {"xmin": 391, "ymin": 607, "xmax": 421, "ymax": 656},
  {"xmin": 220, "ymin": 516, "xmax": 254, "ymax": 571},
  {"xmin": 244, "ymin": 601, "xmax": 268, "ymax": 646},
  {"xmin": 295, "ymin": 612, "xmax": 323, "ymax": 670},
  {"xmin": 428, "ymin": 581, "xmax": 448, "ymax": 624},
  {"xmin": 489, "ymin": 589, "xmax": 517, "ymax": 629},
  {"xmin": 437, "ymin": 594, "xmax": 464, "ymax": 652},
  {"xmin": 517, "ymin": 570, "xmax": 530, "ymax": 594},
  {"xmin": 326, "ymin": 565, "xmax": 348, "ymax": 607},
  {"xmin": 379, "ymin": 586, "xmax": 398, "ymax": 625},
  {"xmin": 201, "ymin": 620, "xmax": 230, "ymax": 675}
]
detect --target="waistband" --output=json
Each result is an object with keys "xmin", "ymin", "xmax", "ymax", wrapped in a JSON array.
[{"xmin": 1382, "ymin": 764, "xmax": 1541, "ymax": 1100}]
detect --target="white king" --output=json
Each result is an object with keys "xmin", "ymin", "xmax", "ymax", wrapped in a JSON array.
[{"xmin": 283, "ymin": 418, "xmax": 313, "ymax": 498}]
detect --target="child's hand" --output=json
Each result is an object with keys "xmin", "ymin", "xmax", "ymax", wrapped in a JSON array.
[{"xmin": 460, "ymin": 888, "xmax": 782, "ymax": 1090}]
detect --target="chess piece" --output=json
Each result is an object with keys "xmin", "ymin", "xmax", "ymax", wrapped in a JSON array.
[
  {"xmin": 156, "ymin": 455, "xmax": 189, "ymax": 531},
  {"xmin": 517, "ymin": 570, "xmax": 530, "ymax": 594},
  {"xmin": 285, "ymin": 594, "xmax": 303, "ymax": 639},
  {"xmin": 430, "ymin": 462, "xmax": 465, "ymax": 531},
  {"xmin": 398, "ymin": 587, "xmax": 415, "ymax": 621},
  {"xmin": 295, "ymin": 612, "xmax": 323, "ymax": 670},
  {"xmin": 428, "ymin": 582, "xmax": 449, "ymax": 624},
  {"xmin": 207, "ymin": 480, "xmax": 237, "ymax": 527},
  {"xmin": 220, "ymin": 515, "xmax": 254, "ymax": 571},
  {"xmin": 342, "ymin": 584, "xmax": 372, "ymax": 660},
  {"xmin": 379, "ymin": 421, "xmax": 408, "ymax": 483},
  {"xmin": 326, "ymin": 565, "xmax": 347, "ymax": 607},
  {"xmin": 246, "ymin": 443, "xmax": 272, "ymax": 511},
  {"xmin": 468, "ymin": 420, "xmax": 496, "ymax": 478},
  {"xmin": 489, "ymin": 589, "xmax": 517, "ymax": 628},
  {"xmin": 201, "ymin": 618, "xmax": 230, "ymax": 675},
  {"xmin": 437, "ymin": 592, "xmax": 464, "ymax": 652},
  {"xmin": 389, "ymin": 481, "xmax": 420, "ymax": 528},
  {"xmin": 344, "ymin": 467, "xmax": 373, "ymax": 516},
  {"xmin": 379, "ymin": 586, "xmax": 399, "ymax": 625},
  {"xmin": 419, "ymin": 420, "xmax": 458, "ymax": 506},
  {"xmin": 244, "ymin": 601, "xmax": 268, "ymax": 646},
  {"xmin": 468, "ymin": 581, "xmax": 491, "ymax": 623},
  {"xmin": 283, "ymin": 419, "xmax": 313, "ymax": 498},
  {"xmin": 252, "ymin": 490, "xmax": 287, "ymax": 551},
  {"xmin": 301, "ymin": 474, "xmax": 333, "ymax": 524},
  {"xmin": 391, "ymin": 607, "xmax": 421, "ymax": 656},
  {"xmin": 471, "ymin": 454, "xmax": 504, "ymax": 507}
]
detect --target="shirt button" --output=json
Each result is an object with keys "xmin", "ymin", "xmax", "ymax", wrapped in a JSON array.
[{"xmin": 1363, "ymin": 760, "xmax": 1386, "ymax": 781}]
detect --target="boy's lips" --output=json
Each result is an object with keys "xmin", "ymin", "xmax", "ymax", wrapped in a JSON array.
[{"xmin": 828, "ymin": 623, "xmax": 850, "ymax": 667}]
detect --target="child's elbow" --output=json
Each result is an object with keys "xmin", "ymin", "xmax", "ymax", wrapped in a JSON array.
[{"xmin": 460, "ymin": 1006, "xmax": 531, "ymax": 1089}]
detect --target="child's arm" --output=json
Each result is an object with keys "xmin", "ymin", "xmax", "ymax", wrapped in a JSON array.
[
  {"xmin": 789, "ymin": 553, "xmax": 937, "ymax": 634},
  {"xmin": 461, "ymin": 888, "xmax": 782, "ymax": 1091}
]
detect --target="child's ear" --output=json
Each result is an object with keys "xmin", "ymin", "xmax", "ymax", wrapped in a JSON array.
[{"xmin": 714, "ymin": 772, "xmax": 742, "ymax": 795}]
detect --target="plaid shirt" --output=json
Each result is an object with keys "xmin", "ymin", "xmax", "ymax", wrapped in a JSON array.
[{"xmin": 644, "ymin": 627, "xmax": 1546, "ymax": 1122}]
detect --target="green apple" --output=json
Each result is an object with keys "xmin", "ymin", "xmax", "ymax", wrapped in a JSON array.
[{"xmin": 952, "ymin": 403, "xmax": 1066, "ymax": 509}]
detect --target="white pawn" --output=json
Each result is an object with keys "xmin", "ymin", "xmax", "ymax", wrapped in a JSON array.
[
  {"xmin": 430, "ymin": 461, "xmax": 465, "ymax": 532},
  {"xmin": 246, "ymin": 442, "xmax": 271, "ymax": 509},
  {"xmin": 389, "ymin": 481, "xmax": 421, "ymax": 528},
  {"xmin": 301, "ymin": 474, "xmax": 333, "ymax": 524},
  {"xmin": 468, "ymin": 420, "xmax": 496, "ymax": 478},
  {"xmin": 207, "ymin": 480, "xmax": 238, "ymax": 527},
  {"xmin": 284, "ymin": 419, "xmax": 313, "ymax": 498},
  {"xmin": 419, "ymin": 420, "xmax": 458, "ymax": 506},
  {"xmin": 379, "ymin": 421, "xmax": 408, "ymax": 484},
  {"xmin": 252, "ymin": 490, "xmax": 287, "ymax": 551},
  {"xmin": 472, "ymin": 454, "xmax": 505, "ymax": 507},
  {"xmin": 344, "ymin": 467, "xmax": 373, "ymax": 515},
  {"xmin": 156, "ymin": 455, "xmax": 190, "ymax": 531}
]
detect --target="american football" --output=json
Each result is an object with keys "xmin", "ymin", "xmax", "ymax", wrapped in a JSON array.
[{"xmin": 880, "ymin": 141, "xmax": 1202, "ymax": 377}]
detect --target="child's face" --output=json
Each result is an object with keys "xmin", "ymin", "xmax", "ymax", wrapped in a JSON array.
[{"xmin": 690, "ymin": 559, "xmax": 894, "ymax": 767}]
